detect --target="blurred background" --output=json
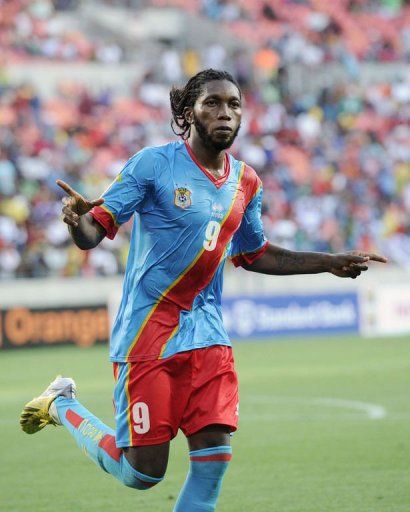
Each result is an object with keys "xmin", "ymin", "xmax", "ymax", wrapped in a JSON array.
[
  {"xmin": 1, "ymin": 2, "xmax": 410, "ymax": 511},
  {"xmin": 0, "ymin": 0, "xmax": 409, "ymax": 345}
]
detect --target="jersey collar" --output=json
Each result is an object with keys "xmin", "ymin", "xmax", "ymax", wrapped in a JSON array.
[{"xmin": 184, "ymin": 141, "xmax": 230, "ymax": 189}]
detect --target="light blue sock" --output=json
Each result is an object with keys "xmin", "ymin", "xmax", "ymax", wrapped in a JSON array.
[
  {"xmin": 54, "ymin": 397, "xmax": 163, "ymax": 490},
  {"xmin": 173, "ymin": 446, "xmax": 232, "ymax": 512}
]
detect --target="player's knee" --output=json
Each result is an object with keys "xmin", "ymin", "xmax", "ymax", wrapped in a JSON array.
[
  {"xmin": 122, "ymin": 474, "xmax": 162, "ymax": 491},
  {"xmin": 120, "ymin": 455, "xmax": 165, "ymax": 490},
  {"xmin": 133, "ymin": 457, "xmax": 167, "ymax": 480}
]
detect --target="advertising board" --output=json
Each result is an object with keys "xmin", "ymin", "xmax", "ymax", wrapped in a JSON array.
[
  {"xmin": 222, "ymin": 293, "xmax": 360, "ymax": 339},
  {"xmin": 361, "ymin": 285, "xmax": 410, "ymax": 336},
  {"xmin": 0, "ymin": 306, "xmax": 109, "ymax": 349}
]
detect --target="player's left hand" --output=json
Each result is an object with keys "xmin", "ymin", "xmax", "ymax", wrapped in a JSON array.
[{"xmin": 329, "ymin": 251, "xmax": 387, "ymax": 279}]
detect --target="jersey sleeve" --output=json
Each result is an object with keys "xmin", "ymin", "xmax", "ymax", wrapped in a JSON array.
[
  {"xmin": 90, "ymin": 148, "xmax": 155, "ymax": 239},
  {"xmin": 229, "ymin": 185, "xmax": 268, "ymax": 267}
]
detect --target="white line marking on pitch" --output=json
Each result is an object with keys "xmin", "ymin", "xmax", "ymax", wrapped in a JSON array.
[
  {"xmin": 243, "ymin": 395, "xmax": 387, "ymax": 420},
  {"xmin": 312, "ymin": 398, "xmax": 386, "ymax": 419}
]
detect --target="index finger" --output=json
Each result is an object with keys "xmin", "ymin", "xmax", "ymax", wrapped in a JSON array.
[
  {"xmin": 363, "ymin": 253, "xmax": 388, "ymax": 263},
  {"xmin": 348, "ymin": 255, "xmax": 370, "ymax": 264},
  {"xmin": 56, "ymin": 179, "xmax": 79, "ymax": 197}
]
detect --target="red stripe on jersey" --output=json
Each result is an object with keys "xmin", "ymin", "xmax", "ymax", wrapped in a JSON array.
[
  {"xmin": 65, "ymin": 409, "xmax": 84, "ymax": 429},
  {"xmin": 242, "ymin": 165, "xmax": 262, "ymax": 199},
  {"xmin": 231, "ymin": 240, "xmax": 269, "ymax": 268},
  {"xmin": 126, "ymin": 163, "xmax": 258, "ymax": 360},
  {"xmin": 230, "ymin": 165, "xmax": 265, "ymax": 268},
  {"xmin": 98, "ymin": 434, "xmax": 122, "ymax": 462},
  {"xmin": 190, "ymin": 454, "xmax": 232, "ymax": 462},
  {"xmin": 89, "ymin": 205, "xmax": 118, "ymax": 240}
]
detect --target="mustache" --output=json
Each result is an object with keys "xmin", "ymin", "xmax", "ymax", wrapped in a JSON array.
[{"xmin": 193, "ymin": 115, "xmax": 241, "ymax": 150}]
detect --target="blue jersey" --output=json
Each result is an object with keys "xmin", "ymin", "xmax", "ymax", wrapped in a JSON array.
[{"xmin": 91, "ymin": 141, "xmax": 267, "ymax": 362}]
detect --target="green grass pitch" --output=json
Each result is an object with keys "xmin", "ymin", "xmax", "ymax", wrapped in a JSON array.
[{"xmin": 1, "ymin": 335, "xmax": 410, "ymax": 512}]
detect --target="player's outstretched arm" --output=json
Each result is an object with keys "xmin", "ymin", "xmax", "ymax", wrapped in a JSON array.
[
  {"xmin": 241, "ymin": 244, "xmax": 387, "ymax": 278},
  {"xmin": 57, "ymin": 179, "xmax": 107, "ymax": 250}
]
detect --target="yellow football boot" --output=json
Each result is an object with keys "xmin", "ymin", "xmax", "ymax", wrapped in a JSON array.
[{"xmin": 20, "ymin": 376, "xmax": 76, "ymax": 434}]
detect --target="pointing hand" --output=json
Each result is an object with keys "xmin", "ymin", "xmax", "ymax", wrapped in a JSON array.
[{"xmin": 56, "ymin": 179, "xmax": 104, "ymax": 228}]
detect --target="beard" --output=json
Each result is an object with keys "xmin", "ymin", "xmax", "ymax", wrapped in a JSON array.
[{"xmin": 193, "ymin": 114, "xmax": 240, "ymax": 152}]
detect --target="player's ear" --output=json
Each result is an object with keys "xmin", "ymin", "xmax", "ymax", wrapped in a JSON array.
[{"xmin": 184, "ymin": 107, "xmax": 193, "ymax": 125}]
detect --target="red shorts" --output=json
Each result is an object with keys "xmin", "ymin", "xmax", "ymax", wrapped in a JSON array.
[{"xmin": 113, "ymin": 345, "xmax": 239, "ymax": 447}]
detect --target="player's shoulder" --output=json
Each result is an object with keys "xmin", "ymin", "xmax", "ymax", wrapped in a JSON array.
[
  {"xmin": 125, "ymin": 141, "xmax": 181, "ymax": 175},
  {"xmin": 230, "ymin": 155, "xmax": 262, "ymax": 197},
  {"xmin": 243, "ymin": 162, "xmax": 261, "ymax": 184},
  {"xmin": 130, "ymin": 140, "xmax": 179, "ymax": 162}
]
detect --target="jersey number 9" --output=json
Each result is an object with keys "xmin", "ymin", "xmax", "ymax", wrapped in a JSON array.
[{"xmin": 203, "ymin": 220, "xmax": 221, "ymax": 251}]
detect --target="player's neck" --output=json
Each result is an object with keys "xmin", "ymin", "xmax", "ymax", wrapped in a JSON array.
[{"xmin": 187, "ymin": 138, "xmax": 226, "ymax": 177}]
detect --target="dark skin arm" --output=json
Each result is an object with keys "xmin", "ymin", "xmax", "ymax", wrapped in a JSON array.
[
  {"xmin": 57, "ymin": 180, "xmax": 107, "ymax": 250},
  {"xmin": 241, "ymin": 243, "xmax": 387, "ymax": 279}
]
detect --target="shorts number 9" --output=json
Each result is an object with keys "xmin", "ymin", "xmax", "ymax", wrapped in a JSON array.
[{"xmin": 132, "ymin": 402, "xmax": 150, "ymax": 434}]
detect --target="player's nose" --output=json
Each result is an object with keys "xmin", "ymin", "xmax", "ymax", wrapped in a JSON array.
[{"xmin": 217, "ymin": 103, "xmax": 231, "ymax": 120}]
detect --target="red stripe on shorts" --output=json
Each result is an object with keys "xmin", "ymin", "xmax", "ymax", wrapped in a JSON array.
[
  {"xmin": 190, "ymin": 454, "xmax": 232, "ymax": 462},
  {"xmin": 98, "ymin": 434, "xmax": 122, "ymax": 462},
  {"xmin": 113, "ymin": 362, "xmax": 119, "ymax": 381}
]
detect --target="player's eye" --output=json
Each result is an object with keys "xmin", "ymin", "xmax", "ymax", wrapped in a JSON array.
[{"xmin": 205, "ymin": 99, "xmax": 217, "ymax": 106}]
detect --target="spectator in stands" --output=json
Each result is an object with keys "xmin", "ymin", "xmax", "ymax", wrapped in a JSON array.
[{"xmin": 0, "ymin": 0, "xmax": 409, "ymax": 279}]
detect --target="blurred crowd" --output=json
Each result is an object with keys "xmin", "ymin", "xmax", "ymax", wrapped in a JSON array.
[
  {"xmin": 1, "ymin": 73, "xmax": 409, "ymax": 278},
  {"xmin": 0, "ymin": 0, "xmax": 125, "ymax": 63},
  {"xmin": 156, "ymin": 0, "xmax": 410, "ymax": 66},
  {"xmin": 2, "ymin": 0, "xmax": 410, "ymax": 65},
  {"xmin": 0, "ymin": 0, "xmax": 409, "ymax": 279}
]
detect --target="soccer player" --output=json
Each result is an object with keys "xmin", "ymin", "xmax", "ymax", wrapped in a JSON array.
[{"xmin": 20, "ymin": 69, "xmax": 387, "ymax": 511}]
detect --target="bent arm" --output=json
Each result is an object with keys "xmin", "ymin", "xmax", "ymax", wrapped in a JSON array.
[
  {"xmin": 68, "ymin": 213, "xmax": 107, "ymax": 250},
  {"xmin": 241, "ymin": 243, "xmax": 332, "ymax": 275}
]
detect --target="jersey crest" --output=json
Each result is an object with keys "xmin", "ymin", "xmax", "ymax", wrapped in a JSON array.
[{"xmin": 174, "ymin": 187, "xmax": 192, "ymax": 209}]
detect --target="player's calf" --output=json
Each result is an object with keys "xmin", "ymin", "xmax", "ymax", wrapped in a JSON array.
[{"xmin": 173, "ymin": 445, "xmax": 232, "ymax": 511}]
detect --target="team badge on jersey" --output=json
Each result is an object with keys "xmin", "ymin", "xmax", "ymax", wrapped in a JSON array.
[{"xmin": 174, "ymin": 187, "xmax": 192, "ymax": 209}]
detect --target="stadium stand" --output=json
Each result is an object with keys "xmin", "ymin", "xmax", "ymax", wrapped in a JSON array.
[
  {"xmin": 153, "ymin": 0, "xmax": 410, "ymax": 62},
  {"xmin": 0, "ymin": 0, "xmax": 125, "ymax": 63},
  {"xmin": 0, "ymin": 0, "xmax": 409, "ymax": 278}
]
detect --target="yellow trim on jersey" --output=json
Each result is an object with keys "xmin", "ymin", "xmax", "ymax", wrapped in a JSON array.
[
  {"xmin": 100, "ymin": 204, "xmax": 120, "ymax": 228},
  {"xmin": 158, "ymin": 324, "xmax": 179, "ymax": 359},
  {"xmin": 251, "ymin": 184, "xmax": 262, "ymax": 201},
  {"xmin": 155, "ymin": 162, "xmax": 246, "ymax": 360},
  {"xmin": 126, "ymin": 244, "xmax": 206, "ymax": 359}
]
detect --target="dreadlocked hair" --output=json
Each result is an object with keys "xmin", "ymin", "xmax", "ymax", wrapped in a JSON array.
[{"xmin": 169, "ymin": 69, "xmax": 241, "ymax": 140}]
